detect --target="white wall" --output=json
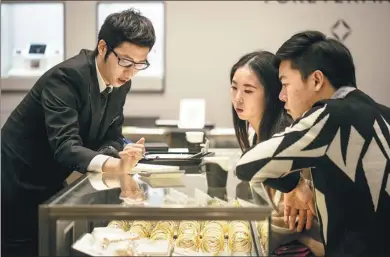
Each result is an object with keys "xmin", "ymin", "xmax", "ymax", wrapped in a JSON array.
[
  {"xmin": 1, "ymin": 4, "xmax": 13, "ymax": 75},
  {"xmin": 2, "ymin": 1, "xmax": 390, "ymax": 128},
  {"xmin": 10, "ymin": 3, "xmax": 64, "ymax": 51},
  {"xmin": 1, "ymin": 3, "xmax": 64, "ymax": 76}
]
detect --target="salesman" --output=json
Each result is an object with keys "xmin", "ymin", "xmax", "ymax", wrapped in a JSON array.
[{"xmin": 1, "ymin": 8, "xmax": 155, "ymax": 256}]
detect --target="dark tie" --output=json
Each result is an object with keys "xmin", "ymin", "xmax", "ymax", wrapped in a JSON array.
[{"xmin": 100, "ymin": 87, "xmax": 110, "ymax": 122}]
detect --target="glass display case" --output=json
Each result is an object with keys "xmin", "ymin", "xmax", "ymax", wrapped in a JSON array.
[
  {"xmin": 39, "ymin": 149, "xmax": 272, "ymax": 256},
  {"xmin": 97, "ymin": 1, "xmax": 165, "ymax": 93},
  {"xmin": 1, "ymin": 1, "xmax": 65, "ymax": 88}
]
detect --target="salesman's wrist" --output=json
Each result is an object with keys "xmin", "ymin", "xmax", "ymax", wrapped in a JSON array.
[{"xmin": 102, "ymin": 157, "xmax": 121, "ymax": 173}]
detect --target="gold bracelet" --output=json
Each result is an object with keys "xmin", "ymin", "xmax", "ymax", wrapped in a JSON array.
[
  {"xmin": 228, "ymin": 221, "xmax": 252, "ymax": 254},
  {"xmin": 200, "ymin": 222, "xmax": 225, "ymax": 254},
  {"xmin": 107, "ymin": 220, "xmax": 132, "ymax": 231},
  {"xmin": 178, "ymin": 221, "xmax": 201, "ymax": 235},
  {"xmin": 176, "ymin": 230, "xmax": 200, "ymax": 251},
  {"xmin": 150, "ymin": 229, "xmax": 172, "ymax": 241},
  {"xmin": 153, "ymin": 221, "xmax": 177, "ymax": 235}
]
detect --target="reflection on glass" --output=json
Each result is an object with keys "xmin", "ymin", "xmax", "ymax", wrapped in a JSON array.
[
  {"xmin": 1, "ymin": 3, "xmax": 64, "ymax": 78},
  {"xmin": 59, "ymin": 171, "xmax": 269, "ymax": 210},
  {"xmin": 97, "ymin": 2, "xmax": 165, "ymax": 91},
  {"xmin": 236, "ymin": 181, "xmax": 253, "ymax": 201},
  {"xmin": 203, "ymin": 162, "xmax": 228, "ymax": 188}
]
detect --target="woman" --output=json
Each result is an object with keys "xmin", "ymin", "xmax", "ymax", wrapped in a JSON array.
[
  {"xmin": 230, "ymin": 51, "xmax": 324, "ymax": 256},
  {"xmin": 230, "ymin": 51, "xmax": 298, "ymax": 193},
  {"xmin": 230, "ymin": 51, "xmax": 290, "ymax": 151}
]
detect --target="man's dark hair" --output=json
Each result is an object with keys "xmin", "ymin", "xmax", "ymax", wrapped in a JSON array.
[
  {"xmin": 95, "ymin": 8, "xmax": 156, "ymax": 60},
  {"xmin": 276, "ymin": 30, "xmax": 357, "ymax": 89}
]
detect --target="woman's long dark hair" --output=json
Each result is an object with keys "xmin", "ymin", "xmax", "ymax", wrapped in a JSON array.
[{"xmin": 230, "ymin": 51, "xmax": 291, "ymax": 152}]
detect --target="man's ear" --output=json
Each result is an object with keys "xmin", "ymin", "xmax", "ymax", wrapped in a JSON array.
[
  {"xmin": 312, "ymin": 70, "xmax": 325, "ymax": 92},
  {"xmin": 97, "ymin": 39, "xmax": 107, "ymax": 56}
]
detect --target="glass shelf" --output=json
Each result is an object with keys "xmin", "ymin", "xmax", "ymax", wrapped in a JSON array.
[
  {"xmin": 42, "ymin": 149, "xmax": 270, "ymax": 219},
  {"xmin": 39, "ymin": 149, "xmax": 271, "ymax": 256},
  {"xmin": 1, "ymin": 2, "xmax": 65, "ymax": 79}
]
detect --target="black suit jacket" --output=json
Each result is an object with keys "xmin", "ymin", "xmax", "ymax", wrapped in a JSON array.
[{"xmin": 1, "ymin": 49, "xmax": 130, "ymax": 200}]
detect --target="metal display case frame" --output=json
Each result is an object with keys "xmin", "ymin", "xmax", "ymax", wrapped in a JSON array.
[{"xmin": 39, "ymin": 149, "xmax": 272, "ymax": 256}]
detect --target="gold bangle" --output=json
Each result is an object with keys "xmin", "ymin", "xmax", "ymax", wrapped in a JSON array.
[
  {"xmin": 178, "ymin": 221, "xmax": 201, "ymax": 235},
  {"xmin": 228, "ymin": 220, "xmax": 252, "ymax": 254},
  {"xmin": 176, "ymin": 231, "xmax": 200, "ymax": 251},
  {"xmin": 129, "ymin": 221, "xmax": 152, "ymax": 238},
  {"xmin": 150, "ymin": 229, "xmax": 172, "ymax": 241},
  {"xmin": 107, "ymin": 220, "xmax": 132, "ymax": 231},
  {"xmin": 200, "ymin": 222, "xmax": 225, "ymax": 254},
  {"xmin": 154, "ymin": 221, "xmax": 177, "ymax": 235}
]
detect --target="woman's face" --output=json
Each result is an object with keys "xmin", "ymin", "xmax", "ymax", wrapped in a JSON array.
[{"xmin": 231, "ymin": 66, "xmax": 265, "ymax": 124}]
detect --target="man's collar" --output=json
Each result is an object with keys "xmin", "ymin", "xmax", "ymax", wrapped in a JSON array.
[
  {"xmin": 95, "ymin": 58, "xmax": 113, "ymax": 93},
  {"xmin": 294, "ymin": 86, "xmax": 357, "ymax": 123},
  {"xmin": 331, "ymin": 86, "xmax": 356, "ymax": 99}
]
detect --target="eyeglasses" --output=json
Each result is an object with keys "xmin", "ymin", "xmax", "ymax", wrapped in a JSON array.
[{"xmin": 107, "ymin": 45, "xmax": 150, "ymax": 70}]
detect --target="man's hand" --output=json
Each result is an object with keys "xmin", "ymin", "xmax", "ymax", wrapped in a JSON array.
[
  {"xmin": 101, "ymin": 138, "xmax": 145, "ymax": 173},
  {"xmin": 119, "ymin": 137, "xmax": 145, "ymax": 172},
  {"xmin": 119, "ymin": 174, "xmax": 145, "ymax": 201},
  {"xmin": 284, "ymin": 178, "xmax": 316, "ymax": 232},
  {"xmin": 123, "ymin": 137, "xmax": 146, "ymax": 153}
]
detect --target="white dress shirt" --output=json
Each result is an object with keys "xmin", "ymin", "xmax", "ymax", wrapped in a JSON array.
[{"xmin": 87, "ymin": 59, "xmax": 114, "ymax": 173}]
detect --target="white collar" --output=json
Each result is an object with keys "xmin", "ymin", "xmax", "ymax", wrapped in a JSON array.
[
  {"xmin": 331, "ymin": 86, "xmax": 356, "ymax": 99},
  {"xmin": 295, "ymin": 86, "xmax": 357, "ymax": 122},
  {"xmin": 95, "ymin": 58, "xmax": 113, "ymax": 94}
]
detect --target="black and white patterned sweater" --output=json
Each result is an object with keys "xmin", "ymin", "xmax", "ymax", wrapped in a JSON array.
[{"xmin": 236, "ymin": 87, "xmax": 390, "ymax": 256}]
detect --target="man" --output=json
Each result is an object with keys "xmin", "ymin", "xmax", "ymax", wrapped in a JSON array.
[
  {"xmin": 1, "ymin": 9, "xmax": 154, "ymax": 256},
  {"xmin": 236, "ymin": 31, "xmax": 390, "ymax": 256}
]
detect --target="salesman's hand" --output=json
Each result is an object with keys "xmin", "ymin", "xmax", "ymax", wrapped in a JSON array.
[
  {"xmin": 284, "ymin": 179, "xmax": 316, "ymax": 232},
  {"xmin": 123, "ymin": 137, "xmax": 145, "ymax": 154},
  {"xmin": 119, "ymin": 137, "xmax": 145, "ymax": 172},
  {"xmin": 119, "ymin": 174, "xmax": 145, "ymax": 201}
]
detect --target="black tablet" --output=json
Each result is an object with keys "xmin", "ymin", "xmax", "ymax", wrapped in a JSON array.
[{"xmin": 139, "ymin": 151, "xmax": 215, "ymax": 166}]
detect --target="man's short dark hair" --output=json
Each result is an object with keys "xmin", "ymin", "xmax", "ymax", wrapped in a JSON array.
[
  {"xmin": 276, "ymin": 30, "xmax": 357, "ymax": 89},
  {"xmin": 95, "ymin": 8, "xmax": 156, "ymax": 59}
]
